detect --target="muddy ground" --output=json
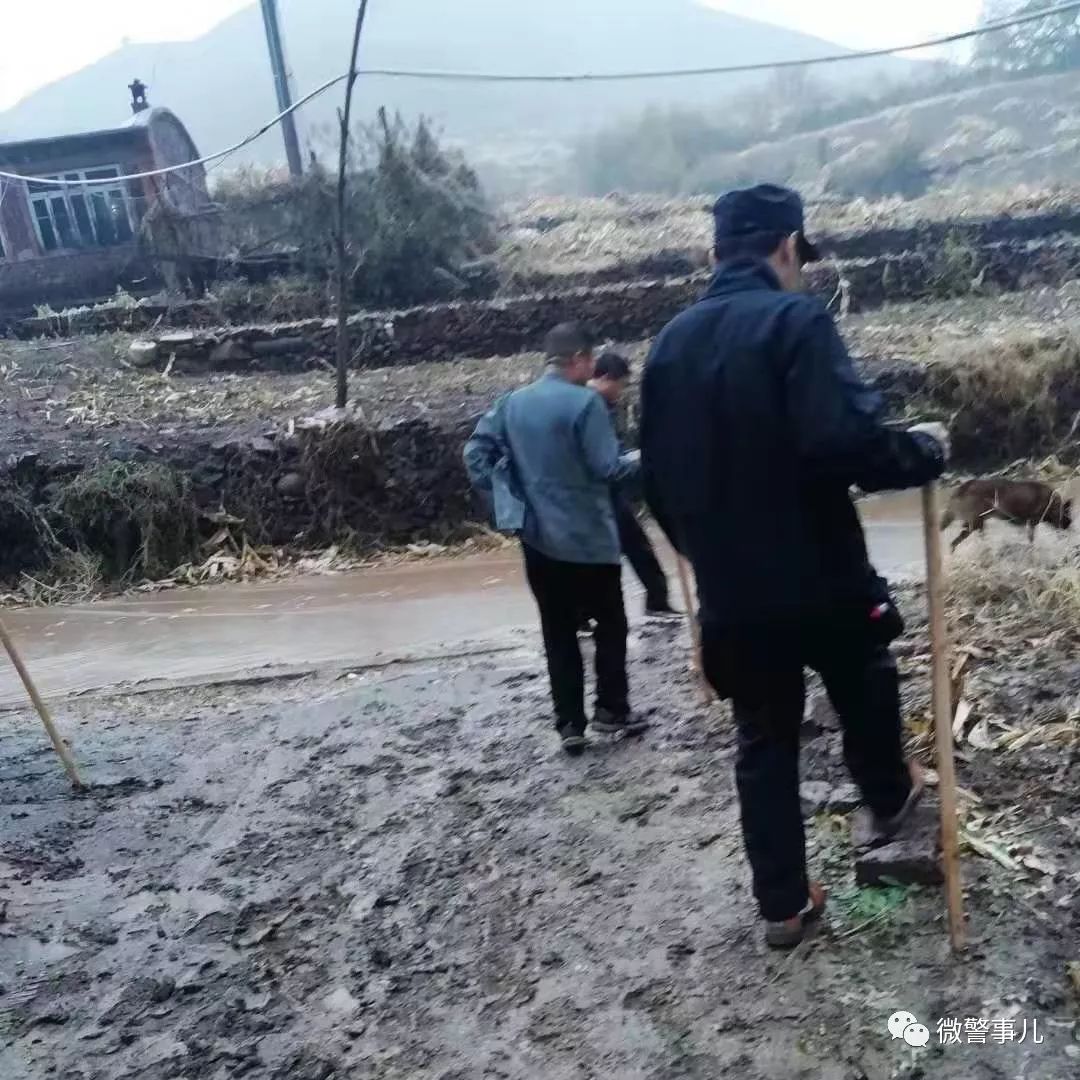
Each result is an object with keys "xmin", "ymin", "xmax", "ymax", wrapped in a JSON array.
[{"xmin": 2, "ymin": 582, "xmax": 1078, "ymax": 1080}]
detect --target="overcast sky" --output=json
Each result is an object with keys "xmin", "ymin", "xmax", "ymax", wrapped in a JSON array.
[{"xmin": 1, "ymin": 0, "xmax": 985, "ymax": 111}]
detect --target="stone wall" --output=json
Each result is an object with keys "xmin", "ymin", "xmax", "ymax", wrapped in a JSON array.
[
  {"xmin": 13, "ymin": 214, "xmax": 1080, "ymax": 342},
  {"xmin": 126, "ymin": 277, "xmax": 708, "ymax": 373},
  {"xmin": 819, "ymin": 208, "xmax": 1080, "ymax": 262},
  {"xmin": 511, "ymin": 210, "xmax": 1080, "ymax": 289},
  {"xmin": 0, "ymin": 247, "xmax": 162, "ymax": 316},
  {"xmin": 116, "ymin": 236, "xmax": 1080, "ymax": 375}
]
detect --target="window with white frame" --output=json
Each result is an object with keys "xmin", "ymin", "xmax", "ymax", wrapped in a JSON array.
[{"xmin": 27, "ymin": 166, "xmax": 134, "ymax": 252}]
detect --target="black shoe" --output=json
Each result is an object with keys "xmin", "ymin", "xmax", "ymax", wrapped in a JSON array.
[
  {"xmin": 557, "ymin": 726, "xmax": 588, "ymax": 755},
  {"xmin": 870, "ymin": 763, "xmax": 927, "ymax": 845},
  {"xmin": 592, "ymin": 708, "xmax": 649, "ymax": 735}
]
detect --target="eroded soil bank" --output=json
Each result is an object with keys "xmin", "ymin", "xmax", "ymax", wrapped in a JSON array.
[
  {"xmin": 3, "ymin": 339, "xmax": 1077, "ymax": 589},
  {"xmin": 5, "ymin": 279, "xmax": 1080, "ymax": 591},
  {"xmin": 1, "ymin": 583, "xmax": 1078, "ymax": 1080}
]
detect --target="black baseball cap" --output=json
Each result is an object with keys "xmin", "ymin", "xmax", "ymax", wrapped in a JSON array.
[{"xmin": 712, "ymin": 184, "xmax": 821, "ymax": 264}]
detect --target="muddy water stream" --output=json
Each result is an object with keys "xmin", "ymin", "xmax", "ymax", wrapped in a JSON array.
[{"xmin": 0, "ymin": 490, "xmax": 950, "ymax": 707}]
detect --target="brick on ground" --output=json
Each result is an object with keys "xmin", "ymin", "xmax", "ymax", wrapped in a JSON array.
[{"xmin": 853, "ymin": 802, "xmax": 943, "ymax": 887}]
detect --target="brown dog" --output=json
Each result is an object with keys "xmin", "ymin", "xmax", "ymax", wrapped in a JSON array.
[{"xmin": 940, "ymin": 479, "xmax": 1073, "ymax": 552}]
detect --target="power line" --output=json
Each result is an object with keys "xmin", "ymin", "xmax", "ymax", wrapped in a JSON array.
[
  {"xmin": 2, "ymin": 0, "xmax": 1079, "ymax": 189},
  {"xmin": 349, "ymin": 0, "xmax": 1080, "ymax": 83}
]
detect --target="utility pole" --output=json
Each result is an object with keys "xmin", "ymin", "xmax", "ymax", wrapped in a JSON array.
[{"xmin": 260, "ymin": 0, "xmax": 304, "ymax": 177}]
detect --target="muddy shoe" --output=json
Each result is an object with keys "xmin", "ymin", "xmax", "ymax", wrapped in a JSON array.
[
  {"xmin": 764, "ymin": 882, "xmax": 827, "ymax": 950},
  {"xmin": 592, "ymin": 708, "xmax": 650, "ymax": 735},
  {"xmin": 557, "ymin": 726, "xmax": 588, "ymax": 756},
  {"xmin": 868, "ymin": 762, "xmax": 927, "ymax": 847}
]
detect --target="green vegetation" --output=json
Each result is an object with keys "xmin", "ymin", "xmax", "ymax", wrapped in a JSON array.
[
  {"xmin": 834, "ymin": 882, "xmax": 915, "ymax": 932},
  {"xmin": 48, "ymin": 461, "xmax": 199, "ymax": 583},
  {"xmin": 0, "ymin": 461, "xmax": 201, "ymax": 594}
]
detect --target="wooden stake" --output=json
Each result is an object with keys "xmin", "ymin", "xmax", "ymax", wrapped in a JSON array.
[
  {"xmin": 921, "ymin": 482, "xmax": 965, "ymax": 952},
  {"xmin": 674, "ymin": 554, "xmax": 715, "ymax": 707},
  {"xmin": 0, "ymin": 617, "xmax": 83, "ymax": 789}
]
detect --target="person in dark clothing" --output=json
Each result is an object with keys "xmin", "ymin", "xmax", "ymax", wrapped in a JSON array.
[
  {"xmin": 464, "ymin": 322, "xmax": 649, "ymax": 754},
  {"xmin": 640, "ymin": 184, "xmax": 949, "ymax": 948},
  {"xmin": 589, "ymin": 351, "xmax": 678, "ymax": 620}
]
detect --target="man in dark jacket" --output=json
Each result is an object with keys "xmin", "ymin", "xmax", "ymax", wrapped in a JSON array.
[{"xmin": 640, "ymin": 184, "xmax": 948, "ymax": 949}]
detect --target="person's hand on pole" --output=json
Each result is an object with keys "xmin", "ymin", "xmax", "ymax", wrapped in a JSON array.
[{"xmin": 908, "ymin": 422, "xmax": 951, "ymax": 463}]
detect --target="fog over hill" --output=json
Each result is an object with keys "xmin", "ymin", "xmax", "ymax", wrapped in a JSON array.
[{"xmin": 0, "ymin": 0, "xmax": 920, "ymax": 173}]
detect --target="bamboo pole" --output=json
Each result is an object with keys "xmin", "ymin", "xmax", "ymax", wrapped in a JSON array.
[
  {"xmin": 0, "ymin": 617, "xmax": 83, "ymax": 789},
  {"xmin": 922, "ymin": 482, "xmax": 965, "ymax": 952},
  {"xmin": 674, "ymin": 554, "xmax": 715, "ymax": 707}
]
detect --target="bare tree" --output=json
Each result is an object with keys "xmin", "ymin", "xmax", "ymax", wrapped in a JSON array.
[{"xmin": 335, "ymin": 0, "xmax": 371, "ymax": 410}]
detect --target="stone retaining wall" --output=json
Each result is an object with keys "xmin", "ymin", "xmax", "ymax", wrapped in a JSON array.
[
  {"xmin": 128, "ymin": 277, "xmax": 708, "ymax": 374},
  {"xmin": 12, "ymin": 208, "xmax": 1080, "ymax": 341},
  {"xmin": 819, "ymin": 208, "xmax": 1080, "ymax": 262},
  {"xmin": 126, "ymin": 237, "xmax": 1080, "ymax": 374}
]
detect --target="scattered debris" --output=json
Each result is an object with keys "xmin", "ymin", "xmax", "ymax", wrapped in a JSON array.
[{"xmin": 800, "ymin": 781, "xmax": 833, "ymax": 818}]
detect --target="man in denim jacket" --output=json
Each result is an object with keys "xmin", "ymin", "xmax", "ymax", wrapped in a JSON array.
[{"xmin": 465, "ymin": 322, "xmax": 646, "ymax": 754}]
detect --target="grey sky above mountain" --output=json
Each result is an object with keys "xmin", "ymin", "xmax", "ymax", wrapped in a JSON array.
[{"xmin": 2, "ymin": 1, "xmax": 982, "ymax": 111}]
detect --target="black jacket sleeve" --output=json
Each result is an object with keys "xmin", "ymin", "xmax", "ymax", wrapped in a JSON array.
[{"xmin": 785, "ymin": 307, "xmax": 945, "ymax": 493}]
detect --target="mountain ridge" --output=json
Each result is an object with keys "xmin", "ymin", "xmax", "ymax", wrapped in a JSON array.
[{"xmin": 0, "ymin": 1, "xmax": 918, "ymax": 170}]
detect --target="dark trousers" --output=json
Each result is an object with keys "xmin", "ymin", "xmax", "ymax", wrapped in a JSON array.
[
  {"xmin": 615, "ymin": 498, "xmax": 669, "ymax": 610},
  {"xmin": 522, "ymin": 543, "xmax": 629, "ymax": 734},
  {"xmin": 702, "ymin": 623, "xmax": 912, "ymax": 922}
]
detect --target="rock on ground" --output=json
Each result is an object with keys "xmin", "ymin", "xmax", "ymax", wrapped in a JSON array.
[{"xmin": 853, "ymin": 804, "xmax": 943, "ymax": 887}]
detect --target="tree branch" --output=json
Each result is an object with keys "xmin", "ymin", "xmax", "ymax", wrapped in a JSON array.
[{"xmin": 335, "ymin": 0, "xmax": 371, "ymax": 410}]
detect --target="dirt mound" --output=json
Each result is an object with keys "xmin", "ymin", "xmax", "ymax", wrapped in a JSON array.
[{"xmin": 49, "ymin": 461, "xmax": 199, "ymax": 582}]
